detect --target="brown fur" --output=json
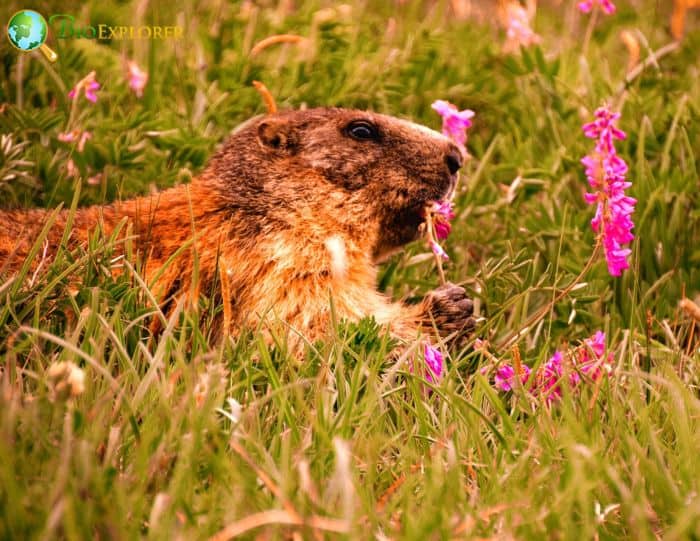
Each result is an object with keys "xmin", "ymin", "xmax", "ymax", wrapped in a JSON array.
[{"xmin": 0, "ymin": 108, "xmax": 474, "ymax": 348}]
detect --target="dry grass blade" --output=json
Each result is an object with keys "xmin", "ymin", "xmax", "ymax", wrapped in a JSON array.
[
  {"xmin": 376, "ymin": 471, "xmax": 408, "ymax": 514},
  {"xmin": 250, "ymin": 34, "xmax": 305, "ymax": 56},
  {"xmin": 228, "ymin": 439, "xmax": 292, "ymax": 512},
  {"xmin": 208, "ymin": 510, "xmax": 350, "ymax": 541},
  {"xmin": 376, "ymin": 427, "xmax": 455, "ymax": 513},
  {"xmin": 19, "ymin": 327, "xmax": 121, "ymax": 393},
  {"xmin": 616, "ymin": 41, "xmax": 680, "ymax": 98},
  {"xmin": 620, "ymin": 30, "xmax": 640, "ymax": 74},
  {"xmin": 252, "ymin": 81, "xmax": 278, "ymax": 114},
  {"xmin": 680, "ymin": 298, "xmax": 700, "ymax": 323},
  {"xmin": 228, "ymin": 439, "xmax": 323, "ymax": 541},
  {"xmin": 219, "ymin": 258, "xmax": 233, "ymax": 335},
  {"xmin": 671, "ymin": 0, "xmax": 700, "ymax": 40}
]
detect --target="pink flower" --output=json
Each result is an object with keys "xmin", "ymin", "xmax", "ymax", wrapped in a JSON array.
[
  {"xmin": 58, "ymin": 130, "xmax": 92, "ymax": 152},
  {"xmin": 583, "ymin": 330, "xmax": 606, "ymax": 358},
  {"xmin": 431, "ymin": 200, "xmax": 455, "ymax": 240},
  {"xmin": 490, "ymin": 331, "xmax": 613, "ymax": 404},
  {"xmin": 66, "ymin": 159, "xmax": 79, "ymax": 178},
  {"xmin": 68, "ymin": 71, "xmax": 101, "ymax": 103},
  {"xmin": 503, "ymin": 3, "xmax": 541, "ymax": 53},
  {"xmin": 578, "ymin": 0, "xmax": 616, "ymax": 14},
  {"xmin": 84, "ymin": 82, "xmax": 100, "ymax": 103},
  {"xmin": 431, "ymin": 100, "xmax": 474, "ymax": 149},
  {"xmin": 494, "ymin": 363, "xmax": 531, "ymax": 391},
  {"xmin": 77, "ymin": 131, "xmax": 92, "ymax": 152},
  {"xmin": 423, "ymin": 343, "xmax": 444, "ymax": 383},
  {"xmin": 125, "ymin": 60, "xmax": 148, "ymax": 98},
  {"xmin": 540, "ymin": 351, "xmax": 564, "ymax": 403},
  {"xmin": 582, "ymin": 106, "xmax": 635, "ymax": 276},
  {"xmin": 576, "ymin": 330, "xmax": 613, "ymax": 380},
  {"xmin": 58, "ymin": 130, "xmax": 77, "ymax": 142},
  {"xmin": 430, "ymin": 240, "xmax": 449, "ymax": 260},
  {"xmin": 86, "ymin": 172, "xmax": 103, "ymax": 186},
  {"xmin": 434, "ymin": 222, "xmax": 451, "ymax": 240},
  {"xmin": 489, "ymin": 350, "xmax": 565, "ymax": 403}
]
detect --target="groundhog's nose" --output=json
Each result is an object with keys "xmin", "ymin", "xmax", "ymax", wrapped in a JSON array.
[{"xmin": 445, "ymin": 148, "xmax": 463, "ymax": 175}]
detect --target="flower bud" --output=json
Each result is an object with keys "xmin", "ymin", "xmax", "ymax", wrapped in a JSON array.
[{"xmin": 47, "ymin": 361, "xmax": 85, "ymax": 402}]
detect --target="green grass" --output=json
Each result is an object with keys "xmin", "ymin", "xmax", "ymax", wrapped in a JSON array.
[{"xmin": 1, "ymin": 0, "xmax": 700, "ymax": 539}]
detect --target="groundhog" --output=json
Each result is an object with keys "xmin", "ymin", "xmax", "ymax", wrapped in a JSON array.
[{"xmin": 0, "ymin": 108, "xmax": 475, "ymax": 350}]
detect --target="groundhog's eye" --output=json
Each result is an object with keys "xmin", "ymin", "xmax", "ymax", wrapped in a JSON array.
[{"xmin": 346, "ymin": 120, "xmax": 379, "ymax": 141}]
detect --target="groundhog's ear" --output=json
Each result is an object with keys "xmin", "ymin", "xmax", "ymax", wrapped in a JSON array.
[{"xmin": 257, "ymin": 118, "xmax": 297, "ymax": 152}]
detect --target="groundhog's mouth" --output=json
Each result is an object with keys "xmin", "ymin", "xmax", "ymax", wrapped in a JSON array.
[
  {"xmin": 375, "ymin": 175, "xmax": 455, "ymax": 259},
  {"xmin": 416, "ymin": 174, "xmax": 457, "ymax": 218},
  {"xmin": 374, "ymin": 189, "xmax": 452, "ymax": 261}
]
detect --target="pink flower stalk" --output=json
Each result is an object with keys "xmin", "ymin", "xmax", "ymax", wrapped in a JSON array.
[
  {"xmin": 430, "ymin": 240, "xmax": 449, "ymax": 260},
  {"xmin": 503, "ymin": 3, "xmax": 541, "ymax": 53},
  {"xmin": 578, "ymin": 0, "xmax": 616, "ymax": 14},
  {"xmin": 427, "ymin": 101, "xmax": 470, "ymax": 270},
  {"xmin": 68, "ymin": 71, "xmax": 101, "ymax": 103},
  {"xmin": 431, "ymin": 200, "xmax": 455, "ymax": 240},
  {"xmin": 431, "ymin": 100, "xmax": 474, "ymax": 150},
  {"xmin": 582, "ymin": 106, "xmax": 635, "ymax": 276},
  {"xmin": 423, "ymin": 343, "xmax": 445, "ymax": 383},
  {"xmin": 125, "ymin": 60, "xmax": 148, "ymax": 98},
  {"xmin": 494, "ymin": 363, "xmax": 531, "ymax": 392}
]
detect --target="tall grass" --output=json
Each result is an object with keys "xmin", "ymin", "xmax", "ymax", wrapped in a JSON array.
[{"xmin": 1, "ymin": 0, "xmax": 699, "ymax": 538}]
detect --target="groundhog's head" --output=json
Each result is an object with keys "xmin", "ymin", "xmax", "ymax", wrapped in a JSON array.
[{"xmin": 212, "ymin": 108, "xmax": 462, "ymax": 260}]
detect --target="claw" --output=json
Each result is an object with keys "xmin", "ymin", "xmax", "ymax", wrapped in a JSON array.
[{"xmin": 420, "ymin": 282, "xmax": 479, "ymax": 347}]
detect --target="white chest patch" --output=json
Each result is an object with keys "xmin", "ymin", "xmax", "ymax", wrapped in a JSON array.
[{"xmin": 324, "ymin": 235, "xmax": 347, "ymax": 279}]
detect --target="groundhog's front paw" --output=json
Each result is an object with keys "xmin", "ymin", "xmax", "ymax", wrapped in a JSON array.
[{"xmin": 420, "ymin": 282, "xmax": 476, "ymax": 346}]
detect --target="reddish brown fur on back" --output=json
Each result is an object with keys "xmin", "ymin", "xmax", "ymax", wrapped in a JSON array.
[{"xmin": 0, "ymin": 108, "xmax": 473, "ymax": 349}]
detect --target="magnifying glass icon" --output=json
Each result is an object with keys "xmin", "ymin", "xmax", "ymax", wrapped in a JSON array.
[{"xmin": 7, "ymin": 10, "xmax": 58, "ymax": 63}]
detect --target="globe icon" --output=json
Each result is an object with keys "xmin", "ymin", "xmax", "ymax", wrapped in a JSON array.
[{"xmin": 7, "ymin": 10, "xmax": 48, "ymax": 52}]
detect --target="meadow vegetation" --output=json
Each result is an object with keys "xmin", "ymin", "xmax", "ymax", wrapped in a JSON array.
[{"xmin": 1, "ymin": 0, "xmax": 699, "ymax": 538}]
